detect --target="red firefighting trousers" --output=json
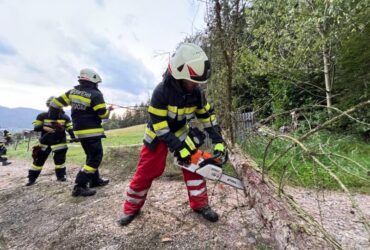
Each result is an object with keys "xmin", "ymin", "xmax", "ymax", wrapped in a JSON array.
[{"xmin": 123, "ymin": 142, "xmax": 209, "ymax": 215}]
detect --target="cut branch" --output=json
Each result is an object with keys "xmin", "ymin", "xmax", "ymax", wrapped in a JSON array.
[{"xmin": 226, "ymin": 141, "xmax": 341, "ymax": 249}]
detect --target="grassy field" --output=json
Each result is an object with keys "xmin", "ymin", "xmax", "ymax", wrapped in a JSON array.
[
  {"xmin": 241, "ymin": 130, "xmax": 370, "ymax": 193},
  {"xmin": 7, "ymin": 124, "xmax": 146, "ymax": 166}
]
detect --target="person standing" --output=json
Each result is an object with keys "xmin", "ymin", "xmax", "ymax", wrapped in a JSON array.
[
  {"xmin": 50, "ymin": 68, "xmax": 112, "ymax": 197},
  {"xmin": 26, "ymin": 97, "xmax": 76, "ymax": 186},
  {"xmin": 0, "ymin": 130, "xmax": 11, "ymax": 166},
  {"xmin": 119, "ymin": 43, "xmax": 226, "ymax": 226}
]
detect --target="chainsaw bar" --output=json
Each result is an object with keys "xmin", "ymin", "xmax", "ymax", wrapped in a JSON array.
[{"xmin": 178, "ymin": 162, "xmax": 244, "ymax": 190}]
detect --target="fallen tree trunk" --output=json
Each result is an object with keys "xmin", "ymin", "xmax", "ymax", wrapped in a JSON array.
[{"xmin": 227, "ymin": 143, "xmax": 341, "ymax": 249}]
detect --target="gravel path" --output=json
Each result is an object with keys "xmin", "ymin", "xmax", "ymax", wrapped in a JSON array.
[{"xmin": 0, "ymin": 160, "xmax": 369, "ymax": 249}]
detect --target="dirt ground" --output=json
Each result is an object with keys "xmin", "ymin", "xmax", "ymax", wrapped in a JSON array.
[{"xmin": 0, "ymin": 160, "xmax": 369, "ymax": 250}]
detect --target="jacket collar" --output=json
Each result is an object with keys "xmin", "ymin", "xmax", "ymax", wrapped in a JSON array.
[{"xmin": 164, "ymin": 72, "xmax": 200, "ymax": 96}]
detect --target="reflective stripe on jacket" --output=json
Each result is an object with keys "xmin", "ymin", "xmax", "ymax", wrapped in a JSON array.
[
  {"xmin": 144, "ymin": 73, "xmax": 223, "ymax": 151},
  {"xmin": 32, "ymin": 111, "xmax": 72, "ymax": 146},
  {"xmin": 50, "ymin": 82, "xmax": 109, "ymax": 140}
]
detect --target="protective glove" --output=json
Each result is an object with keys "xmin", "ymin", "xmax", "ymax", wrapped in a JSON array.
[
  {"xmin": 213, "ymin": 143, "xmax": 225, "ymax": 157},
  {"xmin": 174, "ymin": 147, "xmax": 192, "ymax": 165},
  {"xmin": 174, "ymin": 136, "xmax": 197, "ymax": 165}
]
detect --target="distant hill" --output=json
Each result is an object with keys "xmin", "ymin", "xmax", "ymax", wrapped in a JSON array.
[{"xmin": 0, "ymin": 106, "xmax": 45, "ymax": 131}]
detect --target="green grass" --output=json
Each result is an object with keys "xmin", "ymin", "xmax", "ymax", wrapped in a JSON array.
[
  {"xmin": 7, "ymin": 124, "xmax": 146, "ymax": 166},
  {"xmin": 240, "ymin": 130, "xmax": 370, "ymax": 193},
  {"xmin": 103, "ymin": 124, "xmax": 146, "ymax": 146}
]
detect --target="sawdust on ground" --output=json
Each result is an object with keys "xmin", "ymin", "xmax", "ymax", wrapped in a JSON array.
[{"xmin": 0, "ymin": 160, "xmax": 369, "ymax": 249}]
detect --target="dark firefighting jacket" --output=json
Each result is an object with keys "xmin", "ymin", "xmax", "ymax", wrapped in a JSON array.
[
  {"xmin": 33, "ymin": 110, "xmax": 74, "ymax": 151},
  {"xmin": 144, "ymin": 73, "xmax": 223, "ymax": 152},
  {"xmin": 50, "ymin": 81, "xmax": 110, "ymax": 140}
]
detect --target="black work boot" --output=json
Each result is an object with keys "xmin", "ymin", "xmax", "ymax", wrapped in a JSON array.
[
  {"xmin": 1, "ymin": 157, "xmax": 11, "ymax": 166},
  {"xmin": 194, "ymin": 205, "xmax": 219, "ymax": 222},
  {"xmin": 72, "ymin": 185, "xmax": 96, "ymax": 197},
  {"xmin": 2, "ymin": 161, "xmax": 11, "ymax": 166},
  {"xmin": 26, "ymin": 170, "xmax": 41, "ymax": 187},
  {"xmin": 90, "ymin": 178, "xmax": 109, "ymax": 188},
  {"xmin": 25, "ymin": 179, "xmax": 36, "ymax": 186},
  {"xmin": 89, "ymin": 170, "xmax": 109, "ymax": 188},
  {"xmin": 72, "ymin": 170, "xmax": 95, "ymax": 197},
  {"xmin": 55, "ymin": 168, "xmax": 67, "ymax": 182},
  {"xmin": 118, "ymin": 211, "xmax": 140, "ymax": 226}
]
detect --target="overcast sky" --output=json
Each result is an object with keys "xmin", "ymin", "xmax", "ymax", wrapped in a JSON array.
[{"xmin": 0, "ymin": 0, "xmax": 207, "ymax": 110}]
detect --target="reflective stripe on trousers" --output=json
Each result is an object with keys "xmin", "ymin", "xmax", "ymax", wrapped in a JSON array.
[{"xmin": 122, "ymin": 142, "xmax": 209, "ymax": 215}]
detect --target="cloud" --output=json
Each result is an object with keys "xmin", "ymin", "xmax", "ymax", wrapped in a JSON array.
[
  {"xmin": 0, "ymin": 0, "xmax": 207, "ymax": 109},
  {"xmin": 0, "ymin": 39, "xmax": 16, "ymax": 56}
]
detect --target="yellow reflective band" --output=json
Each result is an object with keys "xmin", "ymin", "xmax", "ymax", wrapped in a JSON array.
[
  {"xmin": 33, "ymin": 120, "xmax": 42, "ymax": 125},
  {"xmin": 32, "ymin": 164, "xmax": 43, "ymax": 170},
  {"xmin": 177, "ymin": 108, "xmax": 185, "ymax": 115},
  {"xmin": 174, "ymin": 125, "xmax": 188, "ymax": 137},
  {"xmin": 145, "ymin": 128, "xmax": 156, "ymax": 139},
  {"xmin": 69, "ymin": 94, "xmax": 91, "ymax": 104},
  {"xmin": 51, "ymin": 143, "xmax": 67, "ymax": 149},
  {"xmin": 152, "ymin": 120, "xmax": 169, "ymax": 131},
  {"xmin": 168, "ymin": 105, "xmax": 177, "ymax": 113},
  {"xmin": 55, "ymin": 164, "xmax": 65, "ymax": 169},
  {"xmin": 185, "ymin": 136, "xmax": 196, "ymax": 150},
  {"xmin": 61, "ymin": 93, "xmax": 70, "ymax": 105},
  {"xmin": 74, "ymin": 128, "xmax": 104, "ymax": 135},
  {"xmin": 99, "ymin": 110, "xmax": 109, "ymax": 119},
  {"xmin": 184, "ymin": 106, "xmax": 197, "ymax": 114},
  {"xmin": 83, "ymin": 164, "xmax": 96, "ymax": 173},
  {"xmin": 44, "ymin": 119, "xmax": 66, "ymax": 124},
  {"xmin": 199, "ymin": 114, "xmax": 216, "ymax": 124},
  {"xmin": 148, "ymin": 106, "xmax": 167, "ymax": 117},
  {"xmin": 196, "ymin": 103, "xmax": 211, "ymax": 114},
  {"xmin": 214, "ymin": 143, "xmax": 224, "ymax": 152},
  {"xmin": 179, "ymin": 148, "xmax": 190, "ymax": 158},
  {"xmin": 52, "ymin": 98, "xmax": 65, "ymax": 107},
  {"xmin": 93, "ymin": 103, "xmax": 107, "ymax": 111}
]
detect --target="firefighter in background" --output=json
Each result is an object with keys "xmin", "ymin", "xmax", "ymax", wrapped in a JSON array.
[
  {"xmin": 50, "ymin": 68, "xmax": 112, "ymax": 197},
  {"xmin": 119, "ymin": 43, "xmax": 226, "ymax": 226},
  {"xmin": 26, "ymin": 97, "xmax": 76, "ymax": 186},
  {"xmin": 0, "ymin": 130, "xmax": 11, "ymax": 166},
  {"xmin": 3, "ymin": 130, "xmax": 12, "ymax": 145}
]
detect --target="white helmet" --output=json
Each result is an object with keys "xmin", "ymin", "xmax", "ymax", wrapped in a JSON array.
[
  {"xmin": 78, "ymin": 68, "xmax": 102, "ymax": 84},
  {"xmin": 46, "ymin": 96, "xmax": 55, "ymax": 107},
  {"xmin": 168, "ymin": 43, "xmax": 211, "ymax": 84}
]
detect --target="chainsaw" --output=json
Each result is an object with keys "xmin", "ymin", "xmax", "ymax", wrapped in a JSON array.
[{"xmin": 176, "ymin": 149, "xmax": 244, "ymax": 190}]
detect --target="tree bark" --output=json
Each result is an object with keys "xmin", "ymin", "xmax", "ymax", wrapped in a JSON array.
[
  {"xmin": 227, "ymin": 143, "xmax": 340, "ymax": 249},
  {"xmin": 323, "ymin": 45, "xmax": 332, "ymax": 111}
]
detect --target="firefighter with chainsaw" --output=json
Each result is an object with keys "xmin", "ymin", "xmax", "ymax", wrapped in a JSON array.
[
  {"xmin": 50, "ymin": 68, "xmax": 112, "ymax": 197},
  {"xmin": 0, "ymin": 130, "xmax": 11, "ymax": 166},
  {"xmin": 119, "ymin": 43, "xmax": 226, "ymax": 226},
  {"xmin": 26, "ymin": 97, "xmax": 76, "ymax": 186}
]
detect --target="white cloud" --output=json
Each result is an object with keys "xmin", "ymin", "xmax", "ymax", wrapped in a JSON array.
[{"xmin": 0, "ymin": 0, "xmax": 206, "ymax": 109}]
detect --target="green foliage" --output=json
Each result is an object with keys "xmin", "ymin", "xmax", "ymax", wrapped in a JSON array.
[
  {"xmin": 103, "ymin": 103, "xmax": 149, "ymax": 131},
  {"xmin": 197, "ymin": 0, "xmax": 370, "ymax": 136},
  {"xmin": 241, "ymin": 131, "xmax": 370, "ymax": 193}
]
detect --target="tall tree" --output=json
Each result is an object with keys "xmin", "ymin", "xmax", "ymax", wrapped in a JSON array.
[{"xmin": 205, "ymin": 0, "xmax": 246, "ymax": 143}]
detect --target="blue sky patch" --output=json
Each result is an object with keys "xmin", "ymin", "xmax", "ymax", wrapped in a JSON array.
[{"xmin": 0, "ymin": 40, "xmax": 16, "ymax": 56}]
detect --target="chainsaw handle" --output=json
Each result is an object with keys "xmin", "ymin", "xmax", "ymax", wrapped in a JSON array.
[{"xmin": 199, "ymin": 151, "xmax": 228, "ymax": 168}]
